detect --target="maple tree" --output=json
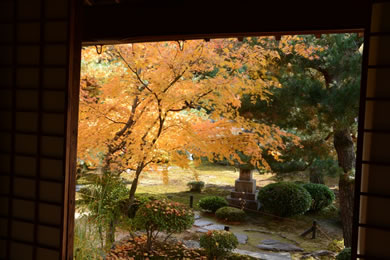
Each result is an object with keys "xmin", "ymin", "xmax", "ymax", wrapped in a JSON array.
[{"xmin": 78, "ymin": 39, "xmax": 297, "ymax": 207}]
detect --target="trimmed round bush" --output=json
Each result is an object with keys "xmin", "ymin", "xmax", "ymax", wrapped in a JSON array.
[
  {"xmin": 336, "ymin": 248, "xmax": 351, "ymax": 260},
  {"xmin": 200, "ymin": 230, "xmax": 238, "ymax": 259},
  {"xmin": 302, "ymin": 183, "xmax": 335, "ymax": 211},
  {"xmin": 215, "ymin": 206, "xmax": 246, "ymax": 222},
  {"xmin": 198, "ymin": 196, "xmax": 228, "ymax": 213},
  {"xmin": 257, "ymin": 182, "xmax": 312, "ymax": 217},
  {"xmin": 187, "ymin": 181, "xmax": 205, "ymax": 192}
]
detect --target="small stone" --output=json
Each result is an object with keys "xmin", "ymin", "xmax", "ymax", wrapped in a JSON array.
[
  {"xmin": 234, "ymin": 233, "xmax": 248, "ymax": 244},
  {"xmin": 194, "ymin": 212, "xmax": 201, "ymax": 220},
  {"xmin": 194, "ymin": 219, "xmax": 214, "ymax": 227},
  {"xmin": 257, "ymin": 239, "xmax": 304, "ymax": 252},
  {"xmin": 203, "ymin": 224, "xmax": 225, "ymax": 231}
]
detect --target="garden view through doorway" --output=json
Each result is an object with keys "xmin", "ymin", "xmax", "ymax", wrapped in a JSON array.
[{"xmin": 74, "ymin": 33, "xmax": 362, "ymax": 259}]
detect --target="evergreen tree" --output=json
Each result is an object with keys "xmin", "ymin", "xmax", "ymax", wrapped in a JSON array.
[{"xmin": 240, "ymin": 34, "xmax": 363, "ymax": 246}]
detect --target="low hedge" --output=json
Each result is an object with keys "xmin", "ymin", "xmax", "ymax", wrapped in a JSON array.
[
  {"xmin": 198, "ymin": 196, "xmax": 228, "ymax": 213},
  {"xmin": 215, "ymin": 206, "xmax": 246, "ymax": 222},
  {"xmin": 257, "ymin": 182, "xmax": 312, "ymax": 217}
]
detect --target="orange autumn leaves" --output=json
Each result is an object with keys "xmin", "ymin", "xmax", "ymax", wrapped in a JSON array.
[
  {"xmin": 78, "ymin": 37, "xmax": 314, "ymax": 176},
  {"xmin": 144, "ymin": 200, "xmax": 190, "ymax": 218}
]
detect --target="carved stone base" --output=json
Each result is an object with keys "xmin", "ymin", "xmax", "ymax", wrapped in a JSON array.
[
  {"xmin": 235, "ymin": 179, "xmax": 256, "ymax": 193},
  {"xmin": 230, "ymin": 190, "xmax": 256, "ymax": 200},
  {"xmin": 226, "ymin": 195, "xmax": 260, "ymax": 211}
]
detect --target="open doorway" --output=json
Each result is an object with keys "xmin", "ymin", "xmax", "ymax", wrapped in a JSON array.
[{"xmin": 74, "ymin": 33, "xmax": 363, "ymax": 259}]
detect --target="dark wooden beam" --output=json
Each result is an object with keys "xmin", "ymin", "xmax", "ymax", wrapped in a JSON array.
[{"xmin": 81, "ymin": 0, "xmax": 369, "ymax": 45}]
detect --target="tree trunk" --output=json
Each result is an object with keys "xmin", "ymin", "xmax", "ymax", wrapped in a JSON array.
[
  {"xmin": 333, "ymin": 128, "xmax": 355, "ymax": 247},
  {"xmin": 128, "ymin": 164, "xmax": 143, "ymax": 209}
]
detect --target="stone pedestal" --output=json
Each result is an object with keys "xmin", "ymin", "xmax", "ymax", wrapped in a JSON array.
[{"xmin": 227, "ymin": 168, "xmax": 260, "ymax": 210}]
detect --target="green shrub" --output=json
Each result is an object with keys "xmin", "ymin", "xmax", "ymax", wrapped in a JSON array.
[
  {"xmin": 336, "ymin": 247, "xmax": 351, "ymax": 260},
  {"xmin": 257, "ymin": 182, "xmax": 312, "ymax": 217},
  {"xmin": 198, "ymin": 196, "xmax": 228, "ymax": 213},
  {"xmin": 134, "ymin": 199, "xmax": 194, "ymax": 250},
  {"xmin": 187, "ymin": 181, "xmax": 205, "ymax": 192},
  {"xmin": 215, "ymin": 206, "xmax": 246, "ymax": 222},
  {"xmin": 200, "ymin": 230, "xmax": 238, "ymax": 259},
  {"xmin": 302, "ymin": 183, "xmax": 335, "ymax": 211}
]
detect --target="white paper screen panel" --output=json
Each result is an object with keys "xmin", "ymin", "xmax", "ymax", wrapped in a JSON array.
[
  {"xmin": 0, "ymin": 0, "xmax": 72, "ymax": 259},
  {"xmin": 358, "ymin": 1, "xmax": 390, "ymax": 259}
]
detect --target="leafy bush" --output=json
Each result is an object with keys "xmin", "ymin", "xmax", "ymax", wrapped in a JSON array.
[
  {"xmin": 134, "ymin": 199, "xmax": 194, "ymax": 250},
  {"xmin": 257, "ymin": 182, "xmax": 312, "ymax": 217},
  {"xmin": 200, "ymin": 230, "xmax": 238, "ymax": 259},
  {"xmin": 336, "ymin": 247, "xmax": 351, "ymax": 260},
  {"xmin": 215, "ymin": 206, "xmax": 246, "ymax": 222},
  {"xmin": 302, "ymin": 183, "xmax": 335, "ymax": 211},
  {"xmin": 128, "ymin": 193, "xmax": 167, "ymax": 218},
  {"xmin": 198, "ymin": 196, "xmax": 229, "ymax": 213},
  {"xmin": 187, "ymin": 181, "xmax": 205, "ymax": 192}
]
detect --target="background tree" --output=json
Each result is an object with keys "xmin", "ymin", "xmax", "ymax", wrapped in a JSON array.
[
  {"xmin": 78, "ymin": 40, "xmax": 294, "ymax": 210},
  {"xmin": 239, "ymin": 34, "xmax": 363, "ymax": 246}
]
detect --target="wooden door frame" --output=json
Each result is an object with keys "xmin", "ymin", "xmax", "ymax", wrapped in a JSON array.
[{"xmin": 63, "ymin": 2, "xmax": 371, "ymax": 258}]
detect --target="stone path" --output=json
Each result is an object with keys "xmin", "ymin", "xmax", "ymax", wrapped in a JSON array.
[
  {"xmin": 193, "ymin": 213, "xmax": 247, "ymax": 244},
  {"xmin": 190, "ymin": 212, "xmax": 292, "ymax": 259}
]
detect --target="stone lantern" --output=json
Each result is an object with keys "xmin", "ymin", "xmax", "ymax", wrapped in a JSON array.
[{"xmin": 227, "ymin": 164, "xmax": 260, "ymax": 211}]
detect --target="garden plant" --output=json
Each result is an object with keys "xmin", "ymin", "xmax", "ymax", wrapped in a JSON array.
[
  {"xmin": 198, "ymin": 196, "xmax": 229, "ymax": 213},
  {"xmin": 133, "ymin": 199, "xmax": 194, "ymax": 250},
  {"xmin": 257, "ymin": 182, "xmax": 312, "ymax": 217}
]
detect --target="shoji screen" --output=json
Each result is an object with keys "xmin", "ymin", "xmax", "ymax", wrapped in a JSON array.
[
  {"xmin": 0, "ymin": 0, "xmax": 80, "ymax": 259},
  {"xmin": 358, "ymin": 0, "xmax": 390, "ymax": 259}
]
